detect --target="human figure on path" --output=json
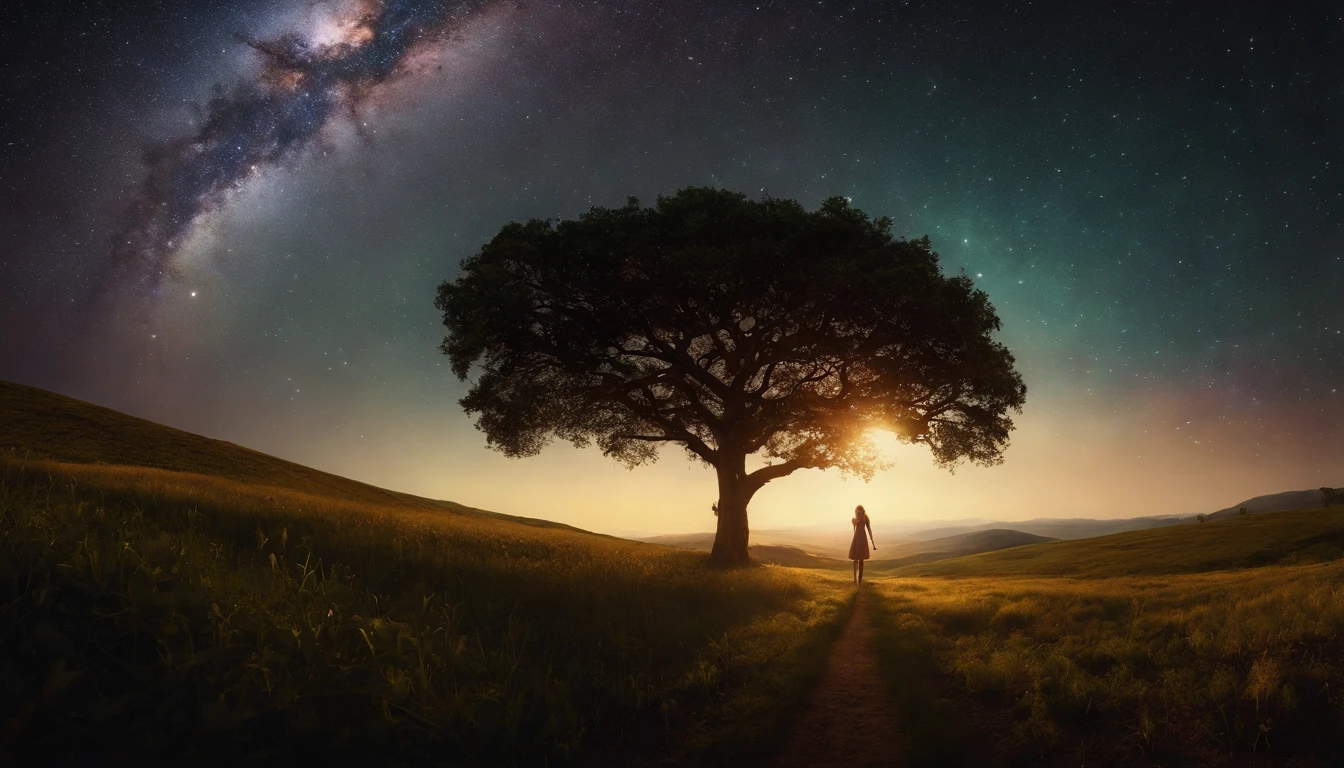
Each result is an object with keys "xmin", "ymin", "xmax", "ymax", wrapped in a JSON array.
[{"xmin": 849, "ymin": 504, "xmax": 875, "ymax": 583}]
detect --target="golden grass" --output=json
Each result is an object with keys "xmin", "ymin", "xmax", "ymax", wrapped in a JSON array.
[
  {"xmin": 0, "ymin": 456, "xmax": 852, "ymax": 764},
  {"xmin": 0, "ymin": 379, "xmax": 575, "ymax": 530},
  {"xmin": 869, "ymin": 567, "xmax": 1344, "ymax": 765},
  {"xmin": 889, "ymin": 507, "xmax": 1344, "ymax": 578}
]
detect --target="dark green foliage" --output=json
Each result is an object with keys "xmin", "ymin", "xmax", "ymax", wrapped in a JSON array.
[{"xmin": 435, "ymin": 188, "xmax": 1025, "ymax": 564}]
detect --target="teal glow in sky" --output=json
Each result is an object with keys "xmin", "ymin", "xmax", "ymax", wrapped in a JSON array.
[{"xmin": 2, "ymin": 0, "xmax": 1340, "ymax": 533}]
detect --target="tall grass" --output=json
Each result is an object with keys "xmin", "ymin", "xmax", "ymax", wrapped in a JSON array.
[
  {"xmin": 869, "ymin": 570, "xmax": 1344, "ymax": 765},
  {"xmin": 0, "ymin": 458, "xmax": 850, "ymax": 764}
]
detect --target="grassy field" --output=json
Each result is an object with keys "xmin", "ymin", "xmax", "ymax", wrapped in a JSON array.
[
  {"xmin": 0, "ymin": 382, "xmax": 853, "ymax": 764},
  {"xmin": 868, "ymin": 513, "xmax": 1344, "ymax": 766},
  {"xmin": 0, "ymin": 380, "xmax": 585, "ymax": 532},
  {"xmin": 890, "ymin": 507, "xmax": 1344, "ymax": 578},
  {"xmin": 9, "ymin": 379, "xmax": 1344, "ymax": 765}
]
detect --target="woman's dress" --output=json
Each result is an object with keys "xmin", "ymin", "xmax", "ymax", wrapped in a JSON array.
[{"xmin": 849, "ymin": 517, "xmax": 871, "ymax": 561}]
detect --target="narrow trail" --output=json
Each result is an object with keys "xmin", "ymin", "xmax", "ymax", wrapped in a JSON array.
[{"xmin": 775, "ymin": 588, "xmax": 906, "ymax": 768}]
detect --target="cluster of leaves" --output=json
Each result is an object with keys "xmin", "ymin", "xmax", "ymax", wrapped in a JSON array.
[
  {"xmin": 0, "ymin": 459, "xmax": 849, "ymax": 764},
  {"xmin": 869, "ymin": 569, "xmax": 1344, "ymax": 766}
]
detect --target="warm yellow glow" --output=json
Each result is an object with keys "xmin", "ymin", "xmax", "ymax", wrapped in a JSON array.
[
  {"xmin": 866, "ymin": 428, "xmax": 904, "ymax": 465},
  {"xmin": 125, "ymin": 366, "xmax": 1340, "ymax": 541}
]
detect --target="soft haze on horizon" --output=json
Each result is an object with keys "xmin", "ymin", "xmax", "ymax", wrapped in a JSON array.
[{"xmin": 2, "ymin": 0, "xmax": 1340, "ymax": 537}]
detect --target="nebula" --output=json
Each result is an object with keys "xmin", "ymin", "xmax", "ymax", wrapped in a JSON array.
[{"xmin": 108, "ymin": 0, "xmax": 483, "ymax": 298}]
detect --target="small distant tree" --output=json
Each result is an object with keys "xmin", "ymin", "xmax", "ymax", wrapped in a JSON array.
[
  {"xmin": 1197, "ymin": 513, "xmax": 1206, "ymax": 523},
  {"xmin": 1238, "ymin": 506, "xmax": 1249, "ymax": 516},
  {"xmin": 435, "ymin": 188, "xmax": 1027, "ymax": 566},
  {"xmin": 1322, "ymin": 487, "xmax": 1344, "ymax": 507}
]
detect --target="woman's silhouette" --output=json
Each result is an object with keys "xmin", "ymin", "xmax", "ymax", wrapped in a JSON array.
[{"xmin": 849, "ymin": 504, "xmax": 876, "ymax": 583}]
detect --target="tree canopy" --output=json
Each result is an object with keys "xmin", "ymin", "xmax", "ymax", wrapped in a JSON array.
[{"xmin": 436, "ymin": 187, "xmax": 1026, "ymax": 566}]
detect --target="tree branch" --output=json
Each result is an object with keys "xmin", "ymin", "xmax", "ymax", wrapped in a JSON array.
[{"xmin": 746, "ymin": 458, "xmax": 811, "ymax": 491}]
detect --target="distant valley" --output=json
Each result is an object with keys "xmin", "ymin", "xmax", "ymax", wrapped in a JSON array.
[{"xmin": 638, "ymin": 486, "xmax": 1340, "ymax": 567}]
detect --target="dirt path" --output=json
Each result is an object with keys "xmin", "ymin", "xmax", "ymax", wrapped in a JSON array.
[{"xmin": 775, "ymin": 588, "xmax": 905, "ymax": 768}]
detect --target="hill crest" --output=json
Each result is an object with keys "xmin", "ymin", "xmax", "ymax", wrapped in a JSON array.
[{"xmin": 0, "ymin": 380, "xmax": 585, "ymax": 533}]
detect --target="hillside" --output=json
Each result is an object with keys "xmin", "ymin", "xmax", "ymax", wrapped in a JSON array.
[
  {"xmin": 1207, "ymin": 487, "xmax": 1333, "ymax": 519},
  {"xmin": 903, "ymin": 516, "xmax": 1187, "ymax": 541},
  {"xmin": 643, "ymin": 527, "xmax": 1053, "ymax": 567},
  {"xmin": 639, "ymin": 529, "xmax": 872, "ymax": 559},
  {"xmin": 638, "ymin": 538, "xmax": 849, "ymax": 569},
  {"xmin": 889, "ymin": 505, "xmax": 1344, "ymax": 578},
  {"xmin": 0, "ymin": 380, "xmax": 580, "ymax": 532},
  {"xmin": 0, "ymin": 380, "xmax": 852, "ymax": 764},
  {"xmin": 899, "ymin": 488, "xmax": 1342, "ymax": 541},
  {"xmin": 870, "ymin": 528, "xmax": 1056, "ymax": 569},
  {"xmin": 748, "ymin": 545, "xmax": 848, "ymax": 569}
]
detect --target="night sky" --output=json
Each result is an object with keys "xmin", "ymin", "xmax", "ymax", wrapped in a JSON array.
[{"xmin": 2, "ymin": 0, "xmax": 1341, "ymax": 535}]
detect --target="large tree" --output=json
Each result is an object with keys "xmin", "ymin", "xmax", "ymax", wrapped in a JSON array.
[{"xmin": 435, "ymin": 188, "xmax": 1026, "ymax": 566}]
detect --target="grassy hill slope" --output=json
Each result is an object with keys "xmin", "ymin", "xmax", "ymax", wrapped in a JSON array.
[
  {"xmin": 870, "ymin": 561, "xmax": 1344, "ymax": 765},
  {"xmin": 642, "ymin": 527, "xmax": 1054, "ymax": 567},
  {"xmin": 748, "ymin": 545, "xmax": 849, "ymax": 569},
  {"xmin": 870, "ymin": 507, "xmax": 1344, "ymax": 764},
  {"xmin": 0, "ymin": 381, "xmax": 852, "ymax": 764},
  {"xmin": 0, "ymin": 380, "xmax": 579, "ymax": 531},
  {"xmin": 886, "ymin": 528, "xmax": 1055, "ymax": 558},
  {"xmin": 1207, "ymin": 487, "xmax": 1331, "ymax": 519},
  {"xmin": 902, "ymin": 516, "xmax": 1188, "ymax": 541},
  {"xmin": 891, "ymin": 505, "xmax": 1344, "ymax": 577}
]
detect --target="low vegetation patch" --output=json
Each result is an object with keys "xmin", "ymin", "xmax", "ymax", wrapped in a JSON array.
[
  {"xmin": 869, "ymin": 569, "xmax": 1344, "ymax": 765},
  {"xmin": 0, "ymin": 458, "xmax": 850, "ymax": 764}
]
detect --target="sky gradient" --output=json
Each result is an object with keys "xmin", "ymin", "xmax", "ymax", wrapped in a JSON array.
[{"xmin": 2, "ymin": 0, "xmax": 1341, "ymax": 535}]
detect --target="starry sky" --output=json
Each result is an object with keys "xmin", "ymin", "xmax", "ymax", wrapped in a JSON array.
[{"xmin": 2, "ymin": 0, "xmax": 1341, "ymax": 536}]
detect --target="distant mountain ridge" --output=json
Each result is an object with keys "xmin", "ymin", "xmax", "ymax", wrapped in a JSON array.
[
  {"xmin": 902, "ymin": 517, "xmax": 1186, "ymax": 541},
  {"xmin": 1206, "ymin": 489, "xmax": 1333, "ymax": 520},
  {"xmin": 640, "ymin": 526, "xmax": 1057, "ymax": 566},
  {"xmin": 638, "ymin": 487, "xmax": 1340, "ymax": 561}
]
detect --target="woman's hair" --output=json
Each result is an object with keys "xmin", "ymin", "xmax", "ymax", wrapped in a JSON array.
[{"xmin": 855, "ymin": 504, "xmax": 867, "ymax": 517}]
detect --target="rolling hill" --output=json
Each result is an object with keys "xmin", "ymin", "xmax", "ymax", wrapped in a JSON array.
[
  {"xmin": 887, "ymin": 504, "xmax": 1344, "ymax": 578},
  {"xmin": 1206, "ymin": 487, "xmax": 1333, "ymax": 519},
  {"xmin": 642, "ymin": 526, "xmax": 1056, "ymax": 567},
  {"xmin": 0, "ymin": 379, "xmax": 581, "ymax": 531},
  {"xmin": 748, "ymin": 545, "xmax": 848, "ymax": 569},
  {"xmin": 900, "ymin": 516, "xmax": 1187, "ymax": 541},
  {"xmin": 894, "ymin": 487, "xmax": 1340, "ymax": 541},
  {"xmin": 0, "ymin": 380, "xmax": 852, "ymax": 764},
  {"xmin": 869, "ymin": 528, "xmax": 1057, "ymax": 569}
]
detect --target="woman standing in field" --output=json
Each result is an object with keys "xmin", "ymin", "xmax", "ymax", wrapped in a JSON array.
[{"xmin": 850, "ymin": 505, "xmax": 876, "ymax": 584}]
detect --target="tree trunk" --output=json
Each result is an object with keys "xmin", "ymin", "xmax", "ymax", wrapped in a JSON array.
[{"xmin": 709, "ymin": 455, "xmax": 752, "ymax": 567}]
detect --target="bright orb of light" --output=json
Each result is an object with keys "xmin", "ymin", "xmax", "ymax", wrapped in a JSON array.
[{"xmin": 865, "ymin": 427, "xmax": 906, "ymax": 464}]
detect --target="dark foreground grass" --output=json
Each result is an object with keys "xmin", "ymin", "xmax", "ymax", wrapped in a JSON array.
[
  {"xmin": 869, "ymin": 569, "xmax": 1344, "ymax": 766},
  {"xmin": 0, "ymin": 458, "xmax": 851, "ymax": 765}
]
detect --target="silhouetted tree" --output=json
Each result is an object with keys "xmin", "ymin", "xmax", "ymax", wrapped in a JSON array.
[
  {"xmin": 1239, "ymin": 506, "xmax": 1250, "ymax": 515},
  {"xmin": 1322, "ymin": 487, "xmax": 1344, "ymax": 507},
  {"xmin": 1197, "ymin": 513, "xmax": 1206, "ymax": 523},
  {"xmin": 434, "ymin": 188, "xmax": 1027, "ymax": 566}
]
